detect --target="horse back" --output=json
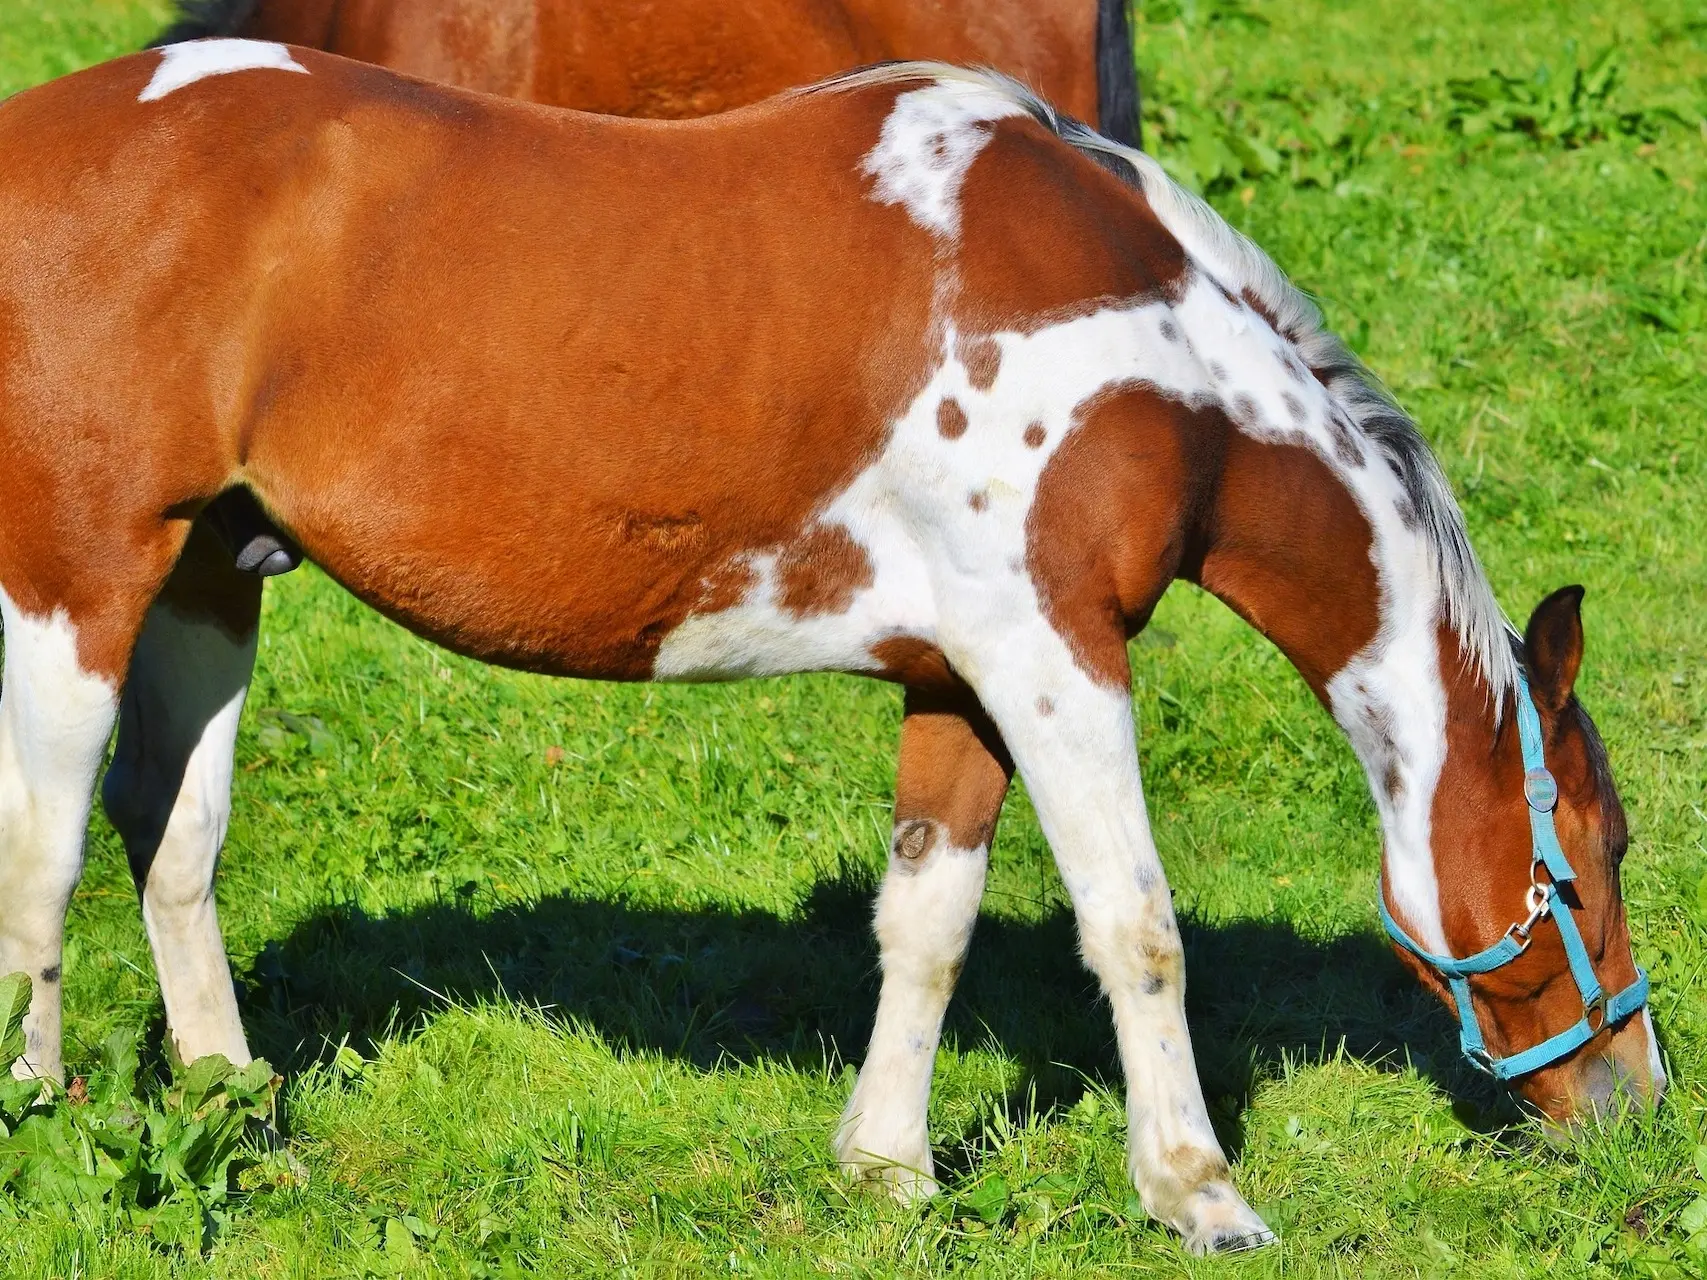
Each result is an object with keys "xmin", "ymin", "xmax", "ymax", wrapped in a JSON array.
[{"xmin": 0, "ymin": 52, "xmax": 1191, "ymax": 684}]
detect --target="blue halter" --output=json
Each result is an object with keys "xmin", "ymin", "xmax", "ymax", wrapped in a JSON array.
[{"xmin": 1378, "ymin": 674, "xmax": 1649, "ymax": 1081}]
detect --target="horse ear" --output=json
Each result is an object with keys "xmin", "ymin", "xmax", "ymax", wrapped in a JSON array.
[{"xmin": 1523, "ymin": 585, "xmax": 1585, "ymax": 713}]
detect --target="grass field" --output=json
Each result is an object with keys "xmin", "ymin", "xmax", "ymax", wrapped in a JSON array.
[{"xmin": 1, "ymin": 0, "xmax": 1705, "ymax": 1275}]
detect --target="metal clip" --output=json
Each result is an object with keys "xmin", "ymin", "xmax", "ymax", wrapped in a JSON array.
[{"xmin": 1504, "ymin": 883, "xmax": 1551, "ymax": 950}]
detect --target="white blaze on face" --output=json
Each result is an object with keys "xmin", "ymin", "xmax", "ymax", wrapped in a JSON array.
[
  {"xmin": 860, "ymin": 79, "xmax": 1028, "ymax": 240},
  {"xmin": 139, "ymin": 39, "xmax": 309, "ymax": 104}
]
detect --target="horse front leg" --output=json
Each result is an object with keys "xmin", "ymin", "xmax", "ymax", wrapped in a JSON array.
[
  {"xmin": 836, "ymin": 686, "xmax": 1012, "ymax": 1198},
  {"xmin": 963, "ymin": 630, "xmax": 1275, "ymax": 1254}
]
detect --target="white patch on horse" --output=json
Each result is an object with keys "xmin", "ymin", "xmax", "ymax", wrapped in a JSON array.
[
  {"xmin": 139, "ymin": 39, "xmax": 308, "ymax": 104},
  {"xmin": 859, "ymin": 79, "xmax": 1026, "ymax": 239},
  {"xmin": 0, "ymin": 587, "xmax": 119, "ymax": 1081}
]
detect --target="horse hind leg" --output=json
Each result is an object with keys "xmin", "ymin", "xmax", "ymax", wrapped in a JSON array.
[
  {"xmin": 836, "ymin": 687, "xmax": 1012, "ymax": 1198},
  {"xmin": 0, "ymin": 591, "xmax": 148, "ymax": 1080},
  {"xmin": 101, "ymin": 520, "xmax": 260, "ymax": 1067}
]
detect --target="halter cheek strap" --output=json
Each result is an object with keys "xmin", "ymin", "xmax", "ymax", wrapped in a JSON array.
[{"xmin": 1378, "ymin": 674, "xmax": 1649, "ymax": 1081}]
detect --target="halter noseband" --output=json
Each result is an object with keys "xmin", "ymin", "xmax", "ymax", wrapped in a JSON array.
[{"xmin": 1378, "ymin": 675, "xmax": 1649, "ymax": 1081}]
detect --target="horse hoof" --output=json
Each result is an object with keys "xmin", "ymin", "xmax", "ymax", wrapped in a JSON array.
[
  {"xmin": 1203, "ymin": 1225, "xmax": 1278, "ymax": 1253},
  {"xmin": 1172, "ymin": 1181, "xmax": 1276, "ymax": 1255}
]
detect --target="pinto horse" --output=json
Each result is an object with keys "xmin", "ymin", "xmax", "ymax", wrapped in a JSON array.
[
  {"xmin": 156, "ymin": 0, "xmax": 1139, "ymax": 140},
  {"xmin": 0, "ymin": 42, "xmax": 1661, "ymax": 1253}
]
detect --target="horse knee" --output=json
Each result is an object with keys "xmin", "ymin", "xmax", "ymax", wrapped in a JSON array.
[{"xmin": 1077, "ymin": 905, "xmax": 1184, "ymax": 996}]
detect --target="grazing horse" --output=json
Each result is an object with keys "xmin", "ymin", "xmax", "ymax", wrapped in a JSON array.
[
  {"xmin": 0, "ymin": 43, "xmax": 1661, "ymax": 1254},
  {"xmin": 156, "ymin": 0, "xmax": 1140, "ymax": 140}
]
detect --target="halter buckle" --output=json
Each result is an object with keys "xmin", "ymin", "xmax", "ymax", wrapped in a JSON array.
[{"xmin": 1523, "ymin": 767, "xmax": 1559, "ymax": 813}]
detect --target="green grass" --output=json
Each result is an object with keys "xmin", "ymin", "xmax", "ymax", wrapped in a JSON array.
[{"xmin": 1, "ymin": 0, "xmax": 1705, "ymax": 1274}]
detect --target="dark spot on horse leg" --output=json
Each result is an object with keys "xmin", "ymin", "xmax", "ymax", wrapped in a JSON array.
[
  {"xmin": 893, "ymin": 819, "xmax": 940, "ymax": 866},
  {"xmin": 1142, "ymin": 970, "xmax": 1166, "ymax": 995},
  {"xmin": 39, "ymin": 966, "xmax": 59, "ymax": 984},
  {"xmin": 1383, "ymin": 761, "xmax": 1404, "ymax": 802}
]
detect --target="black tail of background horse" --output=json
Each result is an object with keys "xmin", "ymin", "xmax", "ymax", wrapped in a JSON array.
[
  {"xmin": 151, "ymin": 0, "xmax": 255, "ymax": 45},
  {"xmin": 1096, "ymin": 0, "xmax": 1143, "ymax": 149}
]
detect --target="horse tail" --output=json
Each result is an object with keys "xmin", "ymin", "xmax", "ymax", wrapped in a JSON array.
[
  {"xmin": 149, "ymin": 0, "xmax": 261, "ymax": 47},
  {"xmin": 1095, "ymin": 0, "xmax": 1142, "ymax": 150}
]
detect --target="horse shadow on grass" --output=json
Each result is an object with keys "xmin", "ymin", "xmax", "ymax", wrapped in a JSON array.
[{"xmin": 234, "ymin": 867, "xmax": 1519, "ymax": 1160}]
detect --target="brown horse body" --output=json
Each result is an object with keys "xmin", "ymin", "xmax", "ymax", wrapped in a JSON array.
[
  {"xmin": 158, "ymin": 0, "xmax": 1138, "ymax": 142},
  {"xmin": 0, "ymin": 46, "xmax": 1657, "ymax": 1254}
]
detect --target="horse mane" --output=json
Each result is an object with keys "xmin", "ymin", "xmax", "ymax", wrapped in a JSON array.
[
  {"xmin": 811, "ymin": 62, "xmax": 1521, "ymax": 706},
  {"xmin": 150, "ymin": 0, "xmax": 260, "ymax": 46}
]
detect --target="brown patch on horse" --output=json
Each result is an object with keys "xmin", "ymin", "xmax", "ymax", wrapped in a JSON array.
[
  {"xmin": 968, "ymin": 490, "xmax": 989, "ymax": 513},
  {"xmin": 954, "ymin": 116, "xmax": 1189, "ymax": 335},
  {"xmin": 937, "ymin": 398, "xmax": 969, "ymax": 440},
  {"xmin": 776, "ymin": 524, "xmax": 874, "ymax": 618},
  {"xmin": 1195, "ymin": 434, "xmax": 1381, "ymax": 700},
  {"xmin": 1163, "ymin": 1146, "xmax": 1231, "ymax": 1191},
  {"xmin": 956, "ymin": 333, "xmax": 1002, "ymax": 391},
  {"xmin": 870, "ymin": 637, "xmax": 961, "ymax": 690},
  {"xmin": 893, "ymin": 687, "xmax": 1014, "ymax": 852},
  {"xmin": 121, "ymin": 64, "xmax": 936, "ymax": 679},
  {"xmin": 1023, "ymin": 421, "xmax": 1047, "ymax": 448},
  {"xmin": 1027, "ymin": 385, "xmax": 1219, "ymax": 689}
]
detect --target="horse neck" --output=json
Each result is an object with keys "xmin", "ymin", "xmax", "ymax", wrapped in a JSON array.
[{"xmin": 1193, "ymin": 424, "xmax": 1490, "ymax": 954}]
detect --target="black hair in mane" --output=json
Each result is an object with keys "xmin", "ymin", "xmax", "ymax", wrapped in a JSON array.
[{"xmin": 150, "ymin": 0, "xmax": 259, "ymax": 47}]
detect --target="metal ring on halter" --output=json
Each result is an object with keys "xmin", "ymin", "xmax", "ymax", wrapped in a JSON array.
[{"xmin": 1584, "ymin": 993, "xmax": 1609, "ymax": 1034}]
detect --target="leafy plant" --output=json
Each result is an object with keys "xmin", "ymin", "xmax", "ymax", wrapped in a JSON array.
[
  {"xmin": 1144, "ymin": 76, "xmax": 1379, "ymax": 194},
  {"xmin": 1447, "ymin": 47, "xmax": 1686, "ymax": 147},
  {"xmin": 1144, "ymin": 0, "xmax": 1271, "ymax": 31},
  {"xmin": 0, "ymin": 972, "xmax": 294, "ymax": 1254}
]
